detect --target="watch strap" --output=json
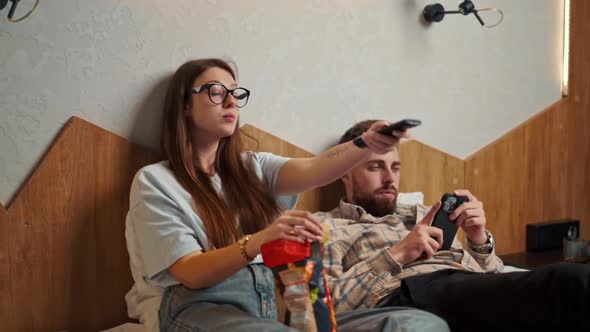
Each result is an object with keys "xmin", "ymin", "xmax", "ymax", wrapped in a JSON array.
[{"xmin": 470, "ymin": 230, "xmax": 494, "ymax": 253}]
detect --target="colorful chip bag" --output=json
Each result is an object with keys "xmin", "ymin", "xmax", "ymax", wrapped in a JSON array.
[{"xmin": 261, "ymin": 238, "xmax": 337, "ymax": 332}]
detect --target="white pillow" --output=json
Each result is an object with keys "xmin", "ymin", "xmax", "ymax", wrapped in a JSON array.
[{"xmin": 397, "ymin": 192, "xmax": 424, "ymax": 206}]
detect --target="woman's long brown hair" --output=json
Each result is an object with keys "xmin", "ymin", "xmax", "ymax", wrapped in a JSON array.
[{"xmin": 161, "ymin": 59, "xmax": 282, "ymax": 249}]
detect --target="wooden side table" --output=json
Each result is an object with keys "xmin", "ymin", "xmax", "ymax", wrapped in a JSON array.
[
  {"xmin": 499, "ymin": 249, "xmax": 567, "ymax": 269},
  {"xmin": 500, "ymin": 249, "xmax": 590, "ymax": 269}
]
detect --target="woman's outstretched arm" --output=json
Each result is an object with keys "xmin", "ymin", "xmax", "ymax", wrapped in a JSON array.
[{"xmin": 275, "ymin": 121, "xmax": 408, "ymax": 194}]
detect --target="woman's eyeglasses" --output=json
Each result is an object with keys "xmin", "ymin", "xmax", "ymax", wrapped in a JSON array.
[{"xmin": 192, "ymin": 83, "xmax": 250, "ymax": 108}]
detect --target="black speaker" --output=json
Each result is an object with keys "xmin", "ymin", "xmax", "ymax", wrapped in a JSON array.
[{"xmin": 526, "ymin": 219, "xmax": 580, "ymax": 252}]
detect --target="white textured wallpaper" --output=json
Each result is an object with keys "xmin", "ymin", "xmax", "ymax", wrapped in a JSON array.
[{"xmin": 0, "ymin": 0, "xmax": 563, "ymax": 205}]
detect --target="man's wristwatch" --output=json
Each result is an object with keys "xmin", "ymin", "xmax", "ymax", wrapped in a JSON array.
[{"xmin": 469, "ymin": 230, "xmax": 494, "ymax": 254}]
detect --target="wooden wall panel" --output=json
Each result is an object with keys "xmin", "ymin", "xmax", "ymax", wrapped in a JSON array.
[
  {"xmin": 399, "ymin": 140, "xmax": 465, "ymax": 205},
  {"xmin": 0, "ymin": 207, "xmax": 13, "ymax": 329},
  {"xmin": 466, "ymin": 0, "xmax": 590, "ymax": 255},
  {"xmin": 1, "ymin": 117, "xmax": 160, "ymax": 331}
]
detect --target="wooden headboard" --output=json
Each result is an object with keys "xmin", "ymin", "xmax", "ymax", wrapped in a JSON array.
[{"xmin": 0, "ymin": 116, "xmax": 463, "ymax": 331}]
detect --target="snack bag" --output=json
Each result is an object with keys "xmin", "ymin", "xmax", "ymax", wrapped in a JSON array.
[{"xmin": 261, "ymin": 239, "xmax": 337, "ymax": 332}]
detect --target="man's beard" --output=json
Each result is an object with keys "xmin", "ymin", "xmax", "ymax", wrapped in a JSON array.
[{"xmin": 352, "ymin": 187, "xmax": 398, "ymax": 217}]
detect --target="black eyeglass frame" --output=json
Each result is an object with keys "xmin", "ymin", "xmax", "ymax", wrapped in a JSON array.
[{"xmin": 191, "ymin": 83, "xmax": 251, "ymax": 108}]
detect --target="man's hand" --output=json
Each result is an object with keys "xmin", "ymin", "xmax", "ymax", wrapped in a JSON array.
[
  {"xmin": 389, "ymin": 202, "xmax": 442, "ymax": 265},
  {"xmin": 449, "ymin": 189, "xmax": 487, "ymax": 245}
]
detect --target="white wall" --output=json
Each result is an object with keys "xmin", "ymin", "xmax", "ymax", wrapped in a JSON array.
[{"xmin": 0, "ymin": 0, "xmax": 564, "ymax": 205}]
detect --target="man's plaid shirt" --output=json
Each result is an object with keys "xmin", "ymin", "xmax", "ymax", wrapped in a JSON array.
[{"xmin": 315, "ymin": 200, "xmax": 504, "ymax": 313}]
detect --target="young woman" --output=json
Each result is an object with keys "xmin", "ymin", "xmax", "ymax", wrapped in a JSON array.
[{"xmin": 125, "ymin": 58, "xmax": 449, "ymax": 332}]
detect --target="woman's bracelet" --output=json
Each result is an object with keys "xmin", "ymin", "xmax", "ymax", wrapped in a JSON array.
[{"xmin": 238, "ymin": 235, "xmax": 255, "ymax": 262}]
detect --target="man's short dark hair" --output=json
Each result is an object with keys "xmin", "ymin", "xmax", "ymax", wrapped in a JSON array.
[{"xmin": 338, "ymin": 120, "xmax": 379, "ymax": 144}]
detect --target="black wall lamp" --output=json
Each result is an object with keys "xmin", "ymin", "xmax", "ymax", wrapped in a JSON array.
[
  {"xmin": 423, "ymin": 0, "xmax": 503, "ymax": 28},
  {"xmin": 0, "ymin": 0, "xmax": 39, "ymax": 22}
]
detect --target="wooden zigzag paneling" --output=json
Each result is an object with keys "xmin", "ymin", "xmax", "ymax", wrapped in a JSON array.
[
  {"xmin": 465, "ymin": 0, "xmax": 590, "ymax": 255},
  {"xmin": 0, "ymin": 117, "xmax": 161, "ymax": 331}
]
